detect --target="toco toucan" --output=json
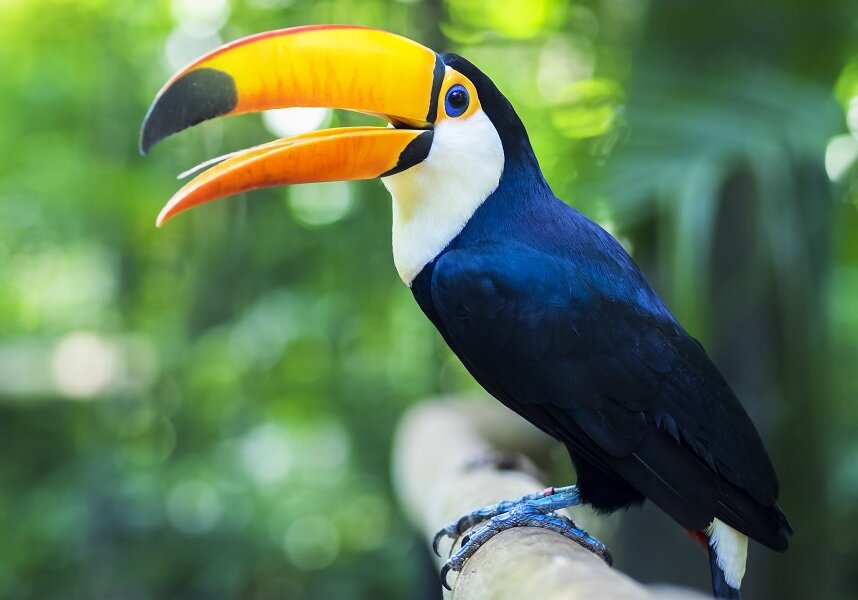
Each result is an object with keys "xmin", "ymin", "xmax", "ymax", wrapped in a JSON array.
[{"xmin": 141, "ymin": 25, "xmax": 791, "ymax": 598}]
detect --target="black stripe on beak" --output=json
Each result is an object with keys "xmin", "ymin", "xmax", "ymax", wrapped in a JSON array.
[{"xmin": 425, "ymin": 54, "xmax": 445, "ymax": 124}]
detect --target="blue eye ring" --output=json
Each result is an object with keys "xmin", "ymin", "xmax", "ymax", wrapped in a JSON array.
[{"xmin": 444, "ymin": 84, "xmax": 470, "ymax": 118}]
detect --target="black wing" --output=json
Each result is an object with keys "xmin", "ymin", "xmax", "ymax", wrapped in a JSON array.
[{"xmin": 428, "ymin": 241, "xmax": 790, "ymax": 550}]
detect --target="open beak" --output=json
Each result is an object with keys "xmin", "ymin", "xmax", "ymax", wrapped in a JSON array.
[{"xmin": 141, "ymin": 25, "xmax": 443, "ymax": 226}]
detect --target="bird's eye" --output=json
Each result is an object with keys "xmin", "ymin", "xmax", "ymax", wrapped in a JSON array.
[{"xmin": 444, "ymin": 84, "xmax": 470, "ymax": 118}]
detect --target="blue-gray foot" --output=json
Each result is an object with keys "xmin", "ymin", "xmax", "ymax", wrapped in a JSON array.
[
  {"xmin": 434, "ymin": 486, "xmax": 612, "ymax": 590},
  {"xmin": 432, "ymin": 486, "xmax": 561, "ymax": 555}
]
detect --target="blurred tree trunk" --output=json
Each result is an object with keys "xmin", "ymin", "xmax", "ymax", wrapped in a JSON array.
[{"xmin": 708, "ymin": 166, "xmax": 833, "ymax": 600}]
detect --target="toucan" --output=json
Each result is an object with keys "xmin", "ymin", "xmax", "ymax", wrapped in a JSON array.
[{"xmin": 141, "ymin": 25, "xmax": 791, "ymax": 598}]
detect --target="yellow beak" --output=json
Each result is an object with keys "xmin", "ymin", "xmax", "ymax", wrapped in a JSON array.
[{"xmin": 141, "ymin": 25, "xmax": 443, "ymax": 226}]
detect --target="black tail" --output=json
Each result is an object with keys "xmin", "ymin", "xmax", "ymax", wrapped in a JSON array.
[{"xmin": 709, "ymin": 548, "xmax": 741, "ymax": 599}]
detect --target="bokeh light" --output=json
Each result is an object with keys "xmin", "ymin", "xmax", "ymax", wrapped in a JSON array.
[
  {"xmin": 283, "ymin": 514, "xmax": 340, "ymax": 570},
  {"xmin": 170, "ymin": 0, "xmax": 230, "ymax": 36},
  {"xmin": 165, "ymin": 27, "xmax": 223, "ymax": 72},
  {"xmin": 241, "ymin": 424, "xmax": 293, "ymax": 485},
  {"xmin": 51, "ymin": 332, "xmax": 119, "ymax": 399},
  {"xmin": 287, "ymin": 181, "xmax": 355, "ymax": 227},
  {"xmin": 447, "ymin": 0, "xmax": 563, "ymax": 39},
  {"xmin": 826, "ymin": 134, "xmax": 858, "ymax": 181},
  {"xmin": 167, "ymin": 479, "xmax": 224, "ymax": 534},
  {"xmin": 262, "ymin": 107, "xmax": 333, "ymax": 138}
]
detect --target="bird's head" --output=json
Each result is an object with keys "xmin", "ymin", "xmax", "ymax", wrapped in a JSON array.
[{"xmin": 142, "ymin": 25, "xmax": 538, "ymax": 282}]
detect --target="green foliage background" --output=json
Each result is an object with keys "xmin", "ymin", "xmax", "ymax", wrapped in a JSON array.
[{"xmin": 1, "ymin": 0, "xmax": 856, "ymax": 598}]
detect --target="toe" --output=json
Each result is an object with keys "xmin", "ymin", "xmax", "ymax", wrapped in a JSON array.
[
  {"xmin": 440, "ymin": 564, "xmax": 453, "ymax": 590},
  {"xmin": 432, "ymin": 530, "xmax": 446, "ymax": 557}
]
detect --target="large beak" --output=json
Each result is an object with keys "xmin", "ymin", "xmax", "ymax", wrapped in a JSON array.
[{"xmin": 141, "ymin": 25, "xmax": 443, "ymax": 226}]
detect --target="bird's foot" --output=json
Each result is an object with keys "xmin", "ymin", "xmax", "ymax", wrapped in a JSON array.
[
  {"xmin": 432, "ymin": 486, "xmax": 561, "ymax": 555},
  {"xmin": 434, "ymin": 486, "xmax": 611, "ymax": 590}
]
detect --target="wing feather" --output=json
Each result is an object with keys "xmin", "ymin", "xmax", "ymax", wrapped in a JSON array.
[{"xmin": 429, "ymin": 242, "xmax": 787, "ymax": 548}]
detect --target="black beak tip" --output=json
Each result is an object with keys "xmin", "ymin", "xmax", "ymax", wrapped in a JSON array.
[
  {"xmin": 139, "ymin": 67, "xmax": 239, "ymax": 156},
  {"xmin": 139, "ymin": 124, "xmax": 152, "ymax": 156}
]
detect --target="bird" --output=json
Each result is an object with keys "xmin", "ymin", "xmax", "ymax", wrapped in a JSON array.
[{"xmin": 140, "ymin": 25, "xmax": 791, "ymax": 599}]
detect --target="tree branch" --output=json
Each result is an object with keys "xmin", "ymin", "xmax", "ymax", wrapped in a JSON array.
[{"xmin": 392, "ymin": 398, "xmax": 708, "ymax": 600}]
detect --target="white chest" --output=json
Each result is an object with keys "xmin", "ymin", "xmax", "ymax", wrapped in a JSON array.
[{"xmin": 381, "ymin": 110, "xmax": 504, "ymax": 285}]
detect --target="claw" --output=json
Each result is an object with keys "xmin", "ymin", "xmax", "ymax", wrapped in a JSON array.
[
  {"xmin": 432, "ymin": 521, "xmax": 462, "ymax": 557},
  {"xmin": 440, "ymin": 563, "xmax": 452, "ymax": 591},
  {"xmin": 432, "ymin": 530, "xmax": 445, "ymax": 557}
]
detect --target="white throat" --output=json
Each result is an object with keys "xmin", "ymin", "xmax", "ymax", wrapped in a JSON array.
[{"xmin": 381, "ymin": 109, "xmax": 504, "ymax": 285}]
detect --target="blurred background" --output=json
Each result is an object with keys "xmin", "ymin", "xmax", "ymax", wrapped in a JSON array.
[{"xmin": 1, "ymin": 0, "xmax": 856, "ymax": 598}]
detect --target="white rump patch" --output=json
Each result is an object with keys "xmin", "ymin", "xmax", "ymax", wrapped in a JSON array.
[
  {"xmin": 707, "ymin": 518, "xmax": 748, "ymax": 590},
  {"xmin": 382, "ymin": 107, "xmax": 504, "ymax": 285}
]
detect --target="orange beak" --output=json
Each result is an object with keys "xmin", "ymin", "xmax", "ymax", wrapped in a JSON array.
[{"xmin": 140, "ymin": 25, "xmax": 443, "ymax": 226}]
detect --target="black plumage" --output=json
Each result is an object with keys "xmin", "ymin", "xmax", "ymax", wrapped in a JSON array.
[{"xmin": 411, "ymin": 54, "xmax": 791, "ymax": 552}]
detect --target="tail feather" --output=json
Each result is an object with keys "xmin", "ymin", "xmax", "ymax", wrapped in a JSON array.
[
  {"xmin": 707, "ymin": 519, "xmax": 746, "ymax": 599},
  {"xmin": 709, "ymin": 547, "xmax": 742, "ymax": 599}
]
